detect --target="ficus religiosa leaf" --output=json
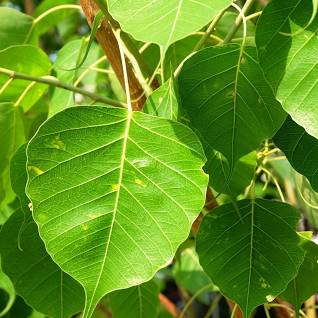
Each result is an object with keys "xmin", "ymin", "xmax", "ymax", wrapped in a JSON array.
[
  {"xmin": 205, "ymin": 149, "xmax": 256, "ymax": 197},
  {"xmin": 196, "ymin": 199, "xmax": 304, "ymax": 318},
  {"xmin": 280, "ymin": 235, "xmax": 318, "ymax": 312},
  {"xmin": 0, "ymin": 210, "xmax": 85, "ymax": 318},
  {"xmin": 274, "ymin": 116, "xmax": 318, "ymax": 192},
  {"xmin": 178, "ymin": 45, "xmax": 286, "ymax": 169},
  {"xmin": 256, "ymin": 0, "xmax": 318, "ymax": 138},
  {"xmin": 107, "ymin": 0, "xmax": 231, "ymax": 51},
  {"xmin": 0, "ymin": 45, "xmax": 52, "ymax": 112},
  {"xmin": 144, "ymin": 78, "xmax": 179, "ymax": 121},
  {"xmin": 26, "ymin": 105, "xmax": 208, "ymax": 318},
  {"xmin": 109, "ymin": 280, "xmax": 160, "ymax": 318}
]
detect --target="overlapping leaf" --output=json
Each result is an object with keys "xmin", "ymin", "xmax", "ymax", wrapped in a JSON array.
[
  {"xmin": 274, "ymin": 116, "xmax": 318, "ymax": 192},
  {"xmin": 0, "ymin": 8, "xmax": 34, "ymax": 50},
  {"xmin": 0, "ymin": 45, "xmax": 51, "ymax": 111},
  {"xmin": 205, "ymin": 149, "xmax": 256, "ymax": 197},
  {"xmin": 26, "ymin": 105, "xmax": 208, "ymax": 318},
  {"xmin": 144, "ymin": 79, "xmax": 178, "ymax": 120},
  {"xmin": 280, "ymin": 235, "xmax": 318, "ymax": 311},
  {"xmin": 256, "ymin": 0, "xmax": 318, "ymax": 138},
  {"xmin": 0, "ymin": 262, "xmax": 15, "ymax": 317},
  {"xmin": 108, "ymin": 0, "xmax": 231, "ymax": 51},
  {"xmin": 0, "ymin": 103, "xmax": 25, "ymax": 205},
  {"xmin": 178, "ymin": 45, "xmax": 286, "ymax": 168},
  {"xmin": 109, "ymin": 280, "xmax": 159, "ymax": 318},
  {"xmin": 0, "ymin": 211, "xmax": 85, "ymax": 318},
  {"xmin": 197, "ymin": 199, "xmax": 304, "ymax": 318}
]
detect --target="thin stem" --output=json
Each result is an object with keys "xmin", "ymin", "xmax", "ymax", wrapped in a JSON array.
[
  {"xmin": 0, "ymin": 67, "xmax": 126, "ymax": 108},
  {"xmin": 203, "ymin": 294, "xmax": 222, "ymax": 318},
  {"xmin": 178, "ymin": 284, "xmax": 214, "ymax": 318},
  {"xmin": 264, "ymin": 304, "xmax": 271, "ymax": 318},
  {"xmin": 230, "ymin": 304, "xmax": 238, "ymax": 318},
  {"xmin": 114, "ymin": 29, "xmax": 132, "ymax": 111},
  {"xmin": 33, "ymin": 5, "xmax": 81, "ymax": 24},
  {"xmin": 246, "ymin": 11, "xmax": 262, "ymax": 21},
  {"xmin": 224, "ymin": 0, "xmax": 255, "ymax": 44},
  {"xmin": 193, "ymin": 6, "xmax": 229, "ymax": 52},
  {"xmin": 14, "ymin": 81, "xmax": 36, "ymax": 107},
  {"xmin": 261, "ymin": 167, "xmax": 286, "ymax": 202},
  {"xmin": 0, "ymin": 78, "xmax": 13, "ymax": 95}
]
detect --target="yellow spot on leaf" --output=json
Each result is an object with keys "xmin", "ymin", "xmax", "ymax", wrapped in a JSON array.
[
  {"xmin": 135, "ymin": 178, "xmax": 146, "ymax": 187},
  {"xmin": 112, "ymin": 184, "xmax": 120, "ymax": 191},
  {"xmin": 28, "ymin": 166, "xmax": 44, "ymax": 176},
  {"xmin": 81, "ymin": 224, "xmax": 89, "ymax": 231}
]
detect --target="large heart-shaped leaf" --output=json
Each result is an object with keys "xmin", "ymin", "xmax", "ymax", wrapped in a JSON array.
[
  {"xmin": 109, "ymin": 280, "xmax": 159, "ymax": 318},
  {"xmin": 196, "ymin": 199, "xmax": 304, "ymax": 318},
  {"xmin": 274, "ymin": 116, "xmax": 318, "ymax": 192},
  {"xmin": 178, "ymin": 45, "xmax": 286, "ymax": 168},
  {"xmin": 26, "ymin": 105, "xmax": 208, "ymax": 318},
  {"xmin": 0, "ymin": 45, "xmax": 52, "ymax": 112},
  {"xmin": 280, "ymin": 235, "xmax": 318, "ymax": 311},
  {"xmin": 0, "ymin": 210, "xmax": 85, "ymax": 318},
  {"xmin": 108, "ymin": 0, "xmax": 231, "ymax": 51},
  {"xmin": 256, "ymin": 0, "xmax": 318, "ymax": 138}
]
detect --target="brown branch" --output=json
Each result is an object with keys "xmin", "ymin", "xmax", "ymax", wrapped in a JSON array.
[
  {"xmin": 160, "ymin": 293, "xmax": 179, "ymax": 317},
  {"xmin": 24, "ymin": 0, "xmax": 34, "ymax": 15},
  {"xmin": 80, "ymin": 0, "xmax": 146, "ymax": 111}
]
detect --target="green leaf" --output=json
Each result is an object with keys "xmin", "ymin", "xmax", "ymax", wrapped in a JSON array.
[
  {"xmin": 0, "ymin": 263, "xmax": 15, "ymax": 317},
  {"xmin": 0, "ymin": 103, "xmax": 25, "ymax": 205},
  {"xmin": 33, "ymin": 0, "xmax": 79, "ymax": 36},
  {"xmin": 274, "ymin": 116, "xmax": 318, "ymax": 192},
  {"xmin": 0, "ymin": 8, "xmax": 34, "ymax": 51},
  {"xmin": 280, "ymin": 235, "xmax": 318, "ymax": 311},
  {"xmin": 144, "ymin": 79, "xmax": 178, "ymax": 120},
  {"xmin": 109, "ymin": 280, "xmax": 159, "ymax": 318},
  {"xmin": 26, "ymin": 105, "xmax": 208, "ymax": 318},
  {"xmin": 108, "ymin": 0, "xmax": 231, "ymax": 51},
  {"xmin": 196, "ymin": 199, "xmax": 304, "ymax": 318},
  {"xmin": 0, "ymin": 45, "xmax": 52, "ymax": 112},
  {"xmin": 205, "ymin": 150, "xmax": 256, "ymax": 197},
  {"xmin": 256, "ymin": 0, "xmax": 318, "ymax": 138},
  {"xmin": 178, "ymin": 45, "xmax": 286, "ymax": 168},
  {"xmin": 294, "ymin": 174, "xmax": 318, "ymax": 230},
  {"xmin": 10, "ymin": 145, "xmax": 29, "ymax": 214},
  {"xmin": 0, "ymin": 210, "xmax": 85, "ymax": 318},
  {"xmin": 50, "ymin": 39, "xmax": 99, "ymax": 116},
  {"xmin": 173, "ymin": 247, "xmax": 215, "ymax": 299}
]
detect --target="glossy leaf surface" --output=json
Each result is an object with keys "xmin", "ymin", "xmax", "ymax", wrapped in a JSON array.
[
  {"xmin": 26, "ymin": 105, "xmax": 208, "ymax": 317},
  {"xmin": 197, "ymin": 199, "xmax": 304, "ymax": 318},
  {"xmin": 178, "ymin": 45, "xmax": 286, "ymax": 167},
  {"xmin": 256, "ymin": 0, "xmax": 318, "ymax": 138}
]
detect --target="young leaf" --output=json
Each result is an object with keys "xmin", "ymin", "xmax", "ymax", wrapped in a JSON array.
[
  {"xmin": 274, "ymin": 116, "xmax": 318, "ymax": 192},
  {"xmin": 107, "ymin": 0, "xmax": 231, "ymax": 51},
  {"xmin": 178, "ymin": 45, "xmax": 286, "ymax": 168},
  {"xmin": 0, "ymin": 210, "xmax": 85, "ymax": 318},
  {"xmin": 196, "ymin": 199, "xmax": 304, "ymax": 318},
  {"xmin": 256, "ymin": 0, "xmax": 318, "ymax": 138},
  {"xmin": 26, "ymin": 105, "xmax": 208, "ymax": 318},
  {"xmin": 109, "ymin": 280, "xmax": 159, "ymax": 318},
  {"xmin": 0, "ymin": 8, "xmax": 34, "ymax": 50},
  {"xmin": 144, "ymin": 79, "xmax": 178, "ymax": 120},
  {"xmin": 205, "ymin": 149, "xmax": 256, "ymax": 197},
  {"xmin": 280, "ymin": 235, "xmax": 318, "ymax": 311},
  {"xmin": 0, "ymin": 45, "xmax": 52, "ymax": 112}
]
